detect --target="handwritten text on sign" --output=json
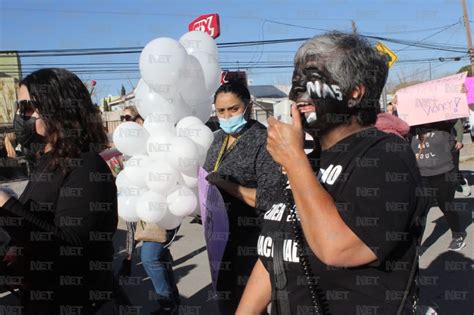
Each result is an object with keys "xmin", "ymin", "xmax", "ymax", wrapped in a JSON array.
[{"xmin": 396, "ymin": 72, "xmax": 468, "ymax": 126}]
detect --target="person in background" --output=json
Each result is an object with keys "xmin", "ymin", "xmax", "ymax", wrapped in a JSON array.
[
  {"xmin": 3, "ymin": 132, "xmax": 17, "ymax": 158},
  {"xmin": 412, "ymin": 120, "xmax": 468, "ymax": 251},
  {"xmin": 375, "ymin": 109, "xmax": 410, "ymax": 140},
  {"xmin": 386, "ymin": 95, "xmax": 399, "ymax": 117},
  {"xmin": 386, "ymin": 102, "xmax": 395, "ymax": 115},
  {"xmin": 203, "ymin": 80, "xmax": 283, "ymax": 314},
  {"xmin": 452, "ymin": 118, "xmax": 471, "ymax": 196},
  {"xmin": 120, "ymin": 105, "xmax": 144, "ymax": 125},
  {"xmin": 0, "ymin": 68, "xmax": 118, "ymax": 314},
  {"xmin": 115, "ymin": 105, "xmax": 143, "ymax": 276},
  {"xmin": 116, "ymin": 105, "xmax": 180, "ymax": 314},
  {"xmin": 137, "ymin": 223, "xmax": 180, "ymax": 315},
  {"xmin": 237, "ymin": 31, "xmax": 428, "ymax": 315}
]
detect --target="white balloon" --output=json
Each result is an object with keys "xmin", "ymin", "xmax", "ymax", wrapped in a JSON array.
[
  {"xmin": 117, "ymin": 184, "xmax": 147, "ymax": 197},
  {"xmin": 189, "ymin": 186, "xmax": 201, "ymax": 216},
  {"xmin": 144, "ymin": 112, "xmax": 176, "ymax": 137},
  {"xmin": 122, "ymin": 155, "xmax": 153, "ymax": 188},
  {"xmin": 176, "ymin": 116, "xmax": 203, "ymax": 131},
  {"xmin": 134, "ymin": 79, "xmax": 183, "ymax": 122},
  {"xmin": 146, "ymin": 161, "xmax": 179, "ymax": 194},
  {"xmin": 185, "ymin": 96, "xmax": 213, "ymax": 123},
  {"xmin": 136, "ymin": 191, "xmax": 168, "ymax": 223},
  {"xmin": 115, "ymin": 170, "xmax": 129, "ymax": 191},
  {"xmin": 180, "ymin": 170, "xmax": 198, "ymax": 188},
  {"xmin": 179, "ymin": 31, "xmax": 219, "ymax": 59},
  {"xmin": 197, "ymin": 149, "xmax": 207, "ymax": 167},
  {"xmin": 118, "ymin": 195, "xmax": 140, "ymax": 222},
  {"xmin": 179, "ymin": 54, "xmax": 211, "ymax": 106},
  {"xmin": 171, "ymin": 94, "xmax": 194, "ymax": 122},
  {"xmin": 113, "ymin": 122, "xmax": 149, "ymax": 156},
  {"xmin": 167, "ymin": 186, "xmax": 198, "ymax": 217},
  {"xmin": 179, "ymin": 123, "xmax": 214, "ymax": 151},
  {"xmin": 147, "ymin": 132, "xmax": 176, "ymax": 160},
  {"xmin": 192, "ymin": 52, "xmax": 221, "ymax": 95},
  {"xmin": 167, "ymin": 137, "xmax": 199, "ymax": 172},
  {"xmin": 156, "ymin": 210, "xmax": 182, "ymax": 230},
  {"xmin": 139, "ymin": 37, "xmax": 188, "ymax": 88}
]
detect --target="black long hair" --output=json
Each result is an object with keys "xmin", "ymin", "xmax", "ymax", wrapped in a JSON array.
[
  {"xmin": 214, "ymin": 80, "xmax": 253, "ymax": 119},
  {"xmin": 20, "ymin": 68, "xmax": 108, "ymax": 170}
]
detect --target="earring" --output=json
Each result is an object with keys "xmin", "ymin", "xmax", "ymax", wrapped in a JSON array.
[{"xmin": 347, "ymin": 98, "xmax": 359, "ymax": 108}]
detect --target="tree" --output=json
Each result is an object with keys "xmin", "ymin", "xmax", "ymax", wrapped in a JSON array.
[
  {"xmin": 457, "ymin": 64, "xmax": 473, "ymax": 76},
  {"xmin": 103, "ymin": 100, "xmax": 110, "ymax": 112}
]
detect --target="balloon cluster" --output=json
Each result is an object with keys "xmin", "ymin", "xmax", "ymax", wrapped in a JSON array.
[{"xmin": 113, "ymin": 31, "xmax": 220, "ymax": 229}]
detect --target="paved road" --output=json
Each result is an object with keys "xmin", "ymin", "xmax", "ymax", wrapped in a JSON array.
[{"xmin": 1, "ymin": 157, "xmax": 473, "ymax": 314}]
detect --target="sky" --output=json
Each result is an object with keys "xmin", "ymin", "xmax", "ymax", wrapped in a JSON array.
[{"xmin": 0, "ymin": 0, "xmax": 472, "ymax": 103}]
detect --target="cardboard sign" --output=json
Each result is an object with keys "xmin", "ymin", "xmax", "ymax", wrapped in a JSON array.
[
  {"xmin": 465, "ymin": 77, "xmax": 474, "ymax": 105},
  {"xmin": 188, "ymin": 14, "xmax": 221, "ymax": 39},
  {"xmin": 395, "ymin": 72, "xmax": 469, "ymax": 126},
  {"xmin": 197, "ymin": 167, "xmax": 229, "ymax": 292}
]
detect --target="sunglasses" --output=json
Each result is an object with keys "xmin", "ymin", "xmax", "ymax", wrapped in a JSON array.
[
  {"xmin": 16, "ymin": 100, "xmax": 38, "ymax": 120},
  {"xmin": 120, "ymin": 114, "xmax": 140, "ymax": 122}
]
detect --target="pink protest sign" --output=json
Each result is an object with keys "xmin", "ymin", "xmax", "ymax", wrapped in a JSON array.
[
  {"xmin": 395, "ymin": 72, "xmax": 469, "ymax": 126},
  {"xmin": 466, "ymin": 77, "xmax": 474, "ymax": 105}
]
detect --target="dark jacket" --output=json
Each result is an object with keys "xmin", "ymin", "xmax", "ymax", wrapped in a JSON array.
[{"xmin": 0, "ymin": 151, "xmax": 118, "ymax": 313}]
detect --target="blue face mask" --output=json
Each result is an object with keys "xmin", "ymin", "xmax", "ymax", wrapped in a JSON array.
[{"xmin": 218, "ymin": 109, "xmax": 247, "ymax": 134}]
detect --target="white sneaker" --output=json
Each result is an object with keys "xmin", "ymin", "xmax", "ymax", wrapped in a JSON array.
[
  {"xmin": 448, "ymin": 235, "xmax": 466, "ymax": 251},
  {"xmin": 460, "ymin": 178, "xmax": 471, "ymax": 197}
]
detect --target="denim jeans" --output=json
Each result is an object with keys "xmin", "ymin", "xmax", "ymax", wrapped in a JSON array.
[{"xmin": 141, "ymin": 241, "xmax": 179, "ymax": 302}]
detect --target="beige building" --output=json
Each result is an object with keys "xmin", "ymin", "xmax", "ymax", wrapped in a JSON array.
[{"xmin": 0, "ymin": 51, "xmax": 22, "ymax": 125}]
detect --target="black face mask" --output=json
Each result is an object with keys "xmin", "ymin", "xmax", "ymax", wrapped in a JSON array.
[
  {"xmin": 13, "ymin": 113, "xmax": 46, "ymax": 158},
  {"xmin": 289, "ymin": 66, "xmax": 355, "ymax": 134}
]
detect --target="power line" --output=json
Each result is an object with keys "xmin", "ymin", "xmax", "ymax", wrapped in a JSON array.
[{"xmin": 394, "ymin": 22, "xmax": 461, "ymax": 53}]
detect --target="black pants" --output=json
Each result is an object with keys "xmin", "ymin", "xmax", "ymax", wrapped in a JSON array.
[
  {"xmin": 452, "ymin": 149, "xmax": 464, "ymax": 187},
  {"xmin": 422, "ymin": 170, "xmax": 466, "ymax": 236},
  {"xmin": 216, "ymin": 231, "xmax": 259, "ymax": 315}
]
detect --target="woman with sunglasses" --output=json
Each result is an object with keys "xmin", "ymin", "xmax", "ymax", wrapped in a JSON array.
[
  {"xmin": 0, "ymin": 68, "xmax": 118, "ymax": 314},
  {"xmin": 120, "ymin": 106, "xmax": 143, "ymax": 124}
]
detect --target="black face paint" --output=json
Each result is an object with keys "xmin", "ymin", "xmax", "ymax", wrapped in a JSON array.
[
  {"xmin": 289, "ymin": 65, "xmax": 355, "ymax": 134},
  {"xmin": 13, "ymin": 113, "xmax": 46, "ymax": 158}
]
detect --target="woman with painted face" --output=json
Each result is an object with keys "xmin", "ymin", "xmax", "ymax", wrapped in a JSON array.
[
  {"xmin": 237, "ymin": 32, "xmax": 428, "ymax": 315},
  {"xmin": 203, "ymin": 80, "xmax": 283, "ymax": 314},
  {"xmin": 0, "ymin": 68, "xmax": 118, "ymax": 314}
]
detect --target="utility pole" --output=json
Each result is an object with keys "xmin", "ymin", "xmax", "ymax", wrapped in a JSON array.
[
  {"xmin": 429, "ymin": 61, "xmax": 432, "ymax": 80},
  {"xmin": 351, "ymin": 20, "xmax": 357, "ymax": 33},
  {"xmin": 461, "ymin": 0, "xmax": 474, "ymax": 74}
]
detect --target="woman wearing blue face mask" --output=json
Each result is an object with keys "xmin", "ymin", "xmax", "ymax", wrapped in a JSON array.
[{"xmin": 203, "ymin": 80, "xmax": 284, "ymax": 315}]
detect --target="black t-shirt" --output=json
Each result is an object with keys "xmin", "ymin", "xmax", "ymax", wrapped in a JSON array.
[{"xmin": 259, "ymin": 128, "xmax": 427, "ymax": 315}]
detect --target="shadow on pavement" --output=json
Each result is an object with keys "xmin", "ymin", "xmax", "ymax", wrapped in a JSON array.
[
  {"xmin": 421, "ymin": 197, "xmax": 473, "ymax": 251},
  {"xmin": 174, "ymin": 245, "xmax": 207, "ymax": 266},
  {"xmin": 179, "ymin": 283, "xmax": 219, "ymax": 314},
  {"xmin": 421, "ymin": 216, "xmax": 449, "ymax": 251},
  {"xmin": 418, "ymin": 251, "xmax": 474, "ymax": 314}
]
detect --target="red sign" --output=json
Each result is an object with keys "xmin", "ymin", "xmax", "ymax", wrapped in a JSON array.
[{"xmin": 188, "ymin": 14, "xmax": 220, "ymax": 39}]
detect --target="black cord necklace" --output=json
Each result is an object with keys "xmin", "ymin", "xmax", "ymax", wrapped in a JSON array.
[{"xmin": 283, "ymin": 183, "xmax": 329, "ymax": 315}]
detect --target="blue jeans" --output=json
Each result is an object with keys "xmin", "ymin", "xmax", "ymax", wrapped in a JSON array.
[{"xmin": 141, "ymin": 241, "xmax": 179, "ymax": 302}]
